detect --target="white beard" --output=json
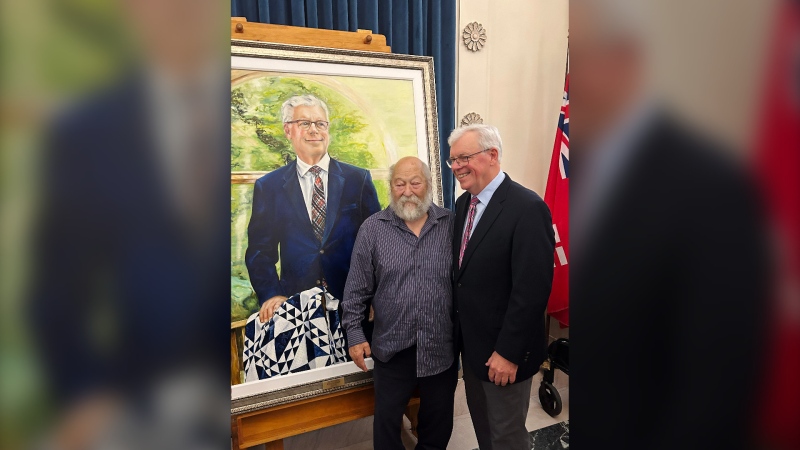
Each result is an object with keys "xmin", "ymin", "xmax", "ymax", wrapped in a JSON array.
[{"xmin": 390, "ymin": 190, "xmax": 433, "ymax": 222}]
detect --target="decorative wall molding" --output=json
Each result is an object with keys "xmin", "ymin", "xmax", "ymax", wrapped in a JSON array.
[
  {"xmin": 462, "ymin": 22, "xmax": 487, "ymax": 52},
  {"xmin": 460, "ymin": 112, "xmax": 484, "ymax": 126}
]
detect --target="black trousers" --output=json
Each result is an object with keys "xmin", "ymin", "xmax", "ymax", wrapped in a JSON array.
[{"xmin": 372, "ymin": 346, "xmax": 458, "ymax": 450}]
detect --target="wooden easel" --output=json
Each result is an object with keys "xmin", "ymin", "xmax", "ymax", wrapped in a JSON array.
[
  {"xmin": 230, "ymin": 19, "xmax": 420, "ymax": 450},
  {"xmin": 231, "ymin": 18, "xmax": 391, "ymax": 52}
]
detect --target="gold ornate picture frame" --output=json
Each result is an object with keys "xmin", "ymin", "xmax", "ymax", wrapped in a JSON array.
[{"xmin": 231, "ymin": 40, "xmax": 441, "ymax": 413}]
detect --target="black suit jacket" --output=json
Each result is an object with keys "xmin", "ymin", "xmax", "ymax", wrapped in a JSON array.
[
  {"xmin": 31, "ymin": 74, "xmax": 230, "ymax": 403},
  {"xmin": 571, "ymin": 115, "xmax": 767, "ymax": 449},
  {"xmin": 453, "ymin": 174, "xmax": 555, "ymax": 383}
]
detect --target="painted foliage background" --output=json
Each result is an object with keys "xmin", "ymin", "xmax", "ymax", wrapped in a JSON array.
[{"xmin": 231, "ymin": 71, "xmax": 419, "ymax": 321}]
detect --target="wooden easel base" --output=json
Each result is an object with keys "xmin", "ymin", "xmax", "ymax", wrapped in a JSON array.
[{"xmin": 232, "ymin": 385, "xmax": 420, "ymax": 449}]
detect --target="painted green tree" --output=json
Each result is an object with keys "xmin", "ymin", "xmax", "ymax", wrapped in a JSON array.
[
  {"xmin": 231, "ymin": 77, "xmax": 382, "ymax": 172},
  {"xmin": 231, "ymin": 184, "xmax": 259, "ymax": 321}
]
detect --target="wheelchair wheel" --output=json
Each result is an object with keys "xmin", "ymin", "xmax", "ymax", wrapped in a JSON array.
[{"xmin": 539, "ymin": 381, "xmax": 562, "ymax": 417}]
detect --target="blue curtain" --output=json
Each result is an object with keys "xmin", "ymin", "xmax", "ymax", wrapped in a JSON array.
[{"xmin": 231, "ymin": 0, "xmax": 457, "ymax": 209}]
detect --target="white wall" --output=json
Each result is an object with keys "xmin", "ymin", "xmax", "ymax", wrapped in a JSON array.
[{"xmin": 455, "ymin": 0, "xmax": 569, "ymax": 196}]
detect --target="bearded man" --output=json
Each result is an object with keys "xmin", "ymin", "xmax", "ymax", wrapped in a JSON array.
[{"xmin": 342, "ymin": 156, "xmax": 458, "ymax": 450}]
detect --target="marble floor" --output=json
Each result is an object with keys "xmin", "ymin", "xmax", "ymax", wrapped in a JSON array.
[{"xmin": 525, "ymin": 421, "xmax": 569, "ymax": 450}]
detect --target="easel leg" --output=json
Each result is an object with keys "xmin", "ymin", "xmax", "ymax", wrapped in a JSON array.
[
  {"xmin": 230, "ymin": 418, "xmax": 284, "ymax": 449},
  {"xmin": 231, "ymin": 330, "xmax": 241, "ymax": 385},
  {"xmin": 404, "ymin": 402, "xmax": 420, "ymax": 438},
  {"xmin": 231, "ymin": 416, "xmax": 240, "ymax": 450}
]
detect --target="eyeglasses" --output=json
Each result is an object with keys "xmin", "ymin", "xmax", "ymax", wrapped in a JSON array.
[
  {"xmin": 285, "ymin": 120, "xmax": 330, "ymax": 131},
  {"xmin": 446, "ymin": 148, "xmax": 490, "ymax": 168}
]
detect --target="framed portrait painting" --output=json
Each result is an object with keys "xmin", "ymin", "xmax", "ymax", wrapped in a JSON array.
[{"xmin": 230, "ymin": 40, "xmax": 441, "ymax": 413}]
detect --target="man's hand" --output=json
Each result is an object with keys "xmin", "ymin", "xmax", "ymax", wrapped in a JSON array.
[
  {"xmin": 486, "ymin": 351, "xmax": 518, "ymax": 386},
  {"xmin": 53, "ymin": 392, "xmax": 120, "ymax": 450},
  {"xmin": 259, "ymin": 295, "xmax": 288, "ymax": 323},
  {"xmin": 349, "ymin": 342, "xmax": 372, "ymax": 372}
]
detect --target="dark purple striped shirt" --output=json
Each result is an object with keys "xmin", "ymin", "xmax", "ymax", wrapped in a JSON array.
[{"xmin": 342, "ymin": 204, "xmax": 454, "ymax": 377}]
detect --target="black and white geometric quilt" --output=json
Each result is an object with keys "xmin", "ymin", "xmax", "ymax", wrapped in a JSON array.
[{"xmin": 242, "ymin": 287, "xmax": 348, "ymax": 381}]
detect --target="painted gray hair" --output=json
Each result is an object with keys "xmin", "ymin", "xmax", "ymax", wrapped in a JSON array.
[
  {"xmin": 447, "ymin": 124, "xmax": 503, "ymax": 160},
  {"xmin": 388, "ymin": 159, "xmax": 433, "ymax": 189},
  {"xmin": 281, "ymin": 94, "xmax": 330, "ymax": 123}
]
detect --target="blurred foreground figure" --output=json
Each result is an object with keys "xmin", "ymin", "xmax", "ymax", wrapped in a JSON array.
[
  {"xmin": 28, "ymin": 0, "xmax": 229, "ymax": 448},
  {"xmin": 570, "ymin": 1, "xmax": 767, "ymax": 449},
  {"xmin": 754, "ymin": 1, "xmax": 800, "ymax": 448}
]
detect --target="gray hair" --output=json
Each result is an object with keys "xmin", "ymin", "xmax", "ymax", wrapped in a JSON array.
[
  {"xmin": 388, "ymin": 158, "xmax": 433, "ymax": 189},
  {"xmin": 388, "ymin": 159, "xmax": 434, "ymax": 221},
  {"xmin": 447, "ymin": 124, "xmax": 503, "ymax": 160},
  {"xmin": 281, "ymin": 94, "xmax": 330, "ymax": 123}
]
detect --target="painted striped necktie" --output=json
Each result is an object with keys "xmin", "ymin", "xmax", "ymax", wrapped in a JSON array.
[
  {"xmin": 459, "ymin": 196, "xmax": 480, "ymax": 267},
  {"xmin": 309, "ymin": 165, "xmax": 325, "ymax": 242}
]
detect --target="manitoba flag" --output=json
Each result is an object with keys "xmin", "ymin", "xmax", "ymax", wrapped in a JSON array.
[{"xmin": 544, "ymin": 65, "xmax": 569, "ymax": 327}]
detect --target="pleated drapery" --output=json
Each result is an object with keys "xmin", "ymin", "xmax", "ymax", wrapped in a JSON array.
[{"xmin": 231, "ymin": 0, "xmax": 457, "ymax": 208}]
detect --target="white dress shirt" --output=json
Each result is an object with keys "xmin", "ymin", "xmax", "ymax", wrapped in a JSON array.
[
  {"xmin": 571, "ymin": 98, "xmax": 657, "ymax": 251},
  {"xmin": 464, "ymin": 171, "xmax": 506, "ymax": 238},
  {"xmin": 143, "ymin": 64, "xmax": 225, "ymax": 222},
  {"xmin": 295, "ymin": 153, "xmax": 331, "ymax": 222}
]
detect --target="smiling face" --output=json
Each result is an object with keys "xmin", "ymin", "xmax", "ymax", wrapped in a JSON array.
[
  {"xmin": 449, "ymin": 131, "xmax": 500, "ymax": 195},
  {"xmin": 283, "ymin": 105, "xmax": 330, "ymax": 164},
  {"xmin": 390, "ymin": 157, "xmax": 432, "ymax": 222}
]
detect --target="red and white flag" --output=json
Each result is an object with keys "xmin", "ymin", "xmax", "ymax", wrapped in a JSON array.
[{"xmin": 544, "ymin": 64, "xmax": 569, "ymax": 327}]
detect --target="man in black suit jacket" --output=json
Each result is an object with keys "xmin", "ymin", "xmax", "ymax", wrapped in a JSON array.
[
  {"xmin": 26, "ymin": 1, "xmax": 229, "ymax": 447},
  {"xmin": 246, "ymin": 95, "xmax": 381, "ymax": 328},
  {"xmin": 448, "ymin": 124, "xmax": 555, "ymax": 450},
  {"xmin": 569, "ymin": 2, "xmax": 767, "ymax": 448}
]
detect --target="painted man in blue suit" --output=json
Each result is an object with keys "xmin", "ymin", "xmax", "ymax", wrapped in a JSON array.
[{"xmin": 245, "ymin": 95, "xmax": 381, "ymax": 337}]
